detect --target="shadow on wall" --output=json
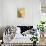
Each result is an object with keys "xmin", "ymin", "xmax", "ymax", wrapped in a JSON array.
[
  {"xmin": 17, "ymin": 26, "xmax": 33, "ymax": 33},
  {"xmin": 0, "ymin": 27, "xmax": 5, "ymax": 40}
]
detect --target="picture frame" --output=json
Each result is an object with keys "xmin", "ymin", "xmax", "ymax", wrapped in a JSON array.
[{"xmin": 17, "ymin": 8, "xmax": 25, "ymax": 18}]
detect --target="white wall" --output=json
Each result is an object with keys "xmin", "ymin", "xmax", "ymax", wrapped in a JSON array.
[
  {"xmin": 0, "ymin": 0, "xmax": 41, "ymax": 26},
  {"xmin": 0, "ymin": 0, "xmax": 3, "ymax": 26}
]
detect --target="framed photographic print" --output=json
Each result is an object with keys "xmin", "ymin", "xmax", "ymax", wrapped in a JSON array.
[{"xmin": 17, "ymin": 8, "xmax": 25, "ymax": 18}]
